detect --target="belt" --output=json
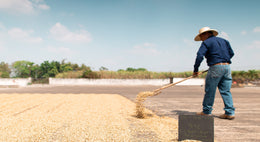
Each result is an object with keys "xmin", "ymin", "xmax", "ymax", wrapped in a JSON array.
[{"xmin": 213, "ymin": 63, "xmax": 230, "ymax": 66}]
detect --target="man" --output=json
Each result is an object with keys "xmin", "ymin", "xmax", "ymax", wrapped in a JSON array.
[{"xmin": 193, "ymin": 27, "xmax": 235, "ymax": 120}]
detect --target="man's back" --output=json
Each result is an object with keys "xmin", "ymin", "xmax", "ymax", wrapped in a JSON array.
[{"xmin": 202, "ymin": 36, "xmax": 234, "ymax": 66}]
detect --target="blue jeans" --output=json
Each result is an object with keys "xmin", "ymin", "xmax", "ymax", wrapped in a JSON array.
[{"xmin": 203, "ymin": 65, "xmax": 235, "ymax": 115}]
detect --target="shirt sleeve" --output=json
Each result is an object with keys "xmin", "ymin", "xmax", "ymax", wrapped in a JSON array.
[
  {"xmin": 194, "ymin": 42, "xmax": 208, "ymax": 72},
  {"xmin": 226, "ymin": 40, "xmax": 234, "ymax": 58}
]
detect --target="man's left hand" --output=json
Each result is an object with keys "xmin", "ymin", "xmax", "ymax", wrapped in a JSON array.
[{"xmin": 193, "ymin": 72, "xmax": 199, "ymax": 77}]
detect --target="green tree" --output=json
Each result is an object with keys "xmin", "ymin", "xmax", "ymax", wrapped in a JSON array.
[
  {"xmin": 51, "ymin": 61, "xmax": 61, "ymax": 72},
  {"xmin": 12, "ymin": 61, "xmax": 34, "ymax": 78},
  {"xmin": 61, "ymin": 64, "xmax": 73, "ymax": 72},
  {"xmin": 48, "ymin": 66, "xmax": 59, "ymax": 77},
  {"xmin": 0, "ymin": 62, "xmax": 11, "ymax": 78},
  {"xmin": 80, "ymin": 64, "xmax": 91, "ymax": 71},
  {"xmin": 99, "ymin": 66, "xmax": 108, "ymax": 71},
  {"xmin": 126, "ymin": 67, "xmax": 136, "ymax": 72},
  {"xmin": 60, "ymin": 60, "xmax": 73, "ymax": 72},
  {"xmin": 72, "ymin": 63, "xmax": 80, "ymax": 71},
  {"xmin": 137, "ymin": 68, "xmax": 147, "ymax": 72},
  {"xmin": 39, "ymin": 61, "xmax": 62, "ymax": 78},
  {"xmin": 30, "ymin": 64, "xmax": 40, "ymax": 79},
  {"xmin": 39, "ymin": 61, "xmax": 51, "ymax": 78}
]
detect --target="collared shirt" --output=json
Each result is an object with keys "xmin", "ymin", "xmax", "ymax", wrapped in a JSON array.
[{"xmin": 193, "ymin": 36, "xmax": 234, "ymax": 72}]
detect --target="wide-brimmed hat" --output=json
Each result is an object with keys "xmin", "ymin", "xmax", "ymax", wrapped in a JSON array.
[{"xmin": 194, "ymin": 27, "xmax": 218, "ymax": 41}]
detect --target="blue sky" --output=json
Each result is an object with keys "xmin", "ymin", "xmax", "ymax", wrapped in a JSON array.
[{"xmin": 0, "ymin": 0, "xmax": 259, "ymax": 72}]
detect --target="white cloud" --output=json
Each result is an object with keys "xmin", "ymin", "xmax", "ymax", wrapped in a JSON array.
[
  {"xmin": 50, "ymin": 23, "xmax": 92, "ymax": 43},
  {"xmin": 143, "ymin": 42, "xmax": 156, "ymax": 47},
  {"xmin": 8, "ymin": 28, "xmax": 43, "ymax": 43},
  {"xmin": 132, "ymin": 43, "xmax": 160, "ymax": 55},
  {"xmin": 47, "ymin": 46, "xmax": 74, "ymax": 55},
  {"xmin": 241, "ymin": 30, "xmax": 247, "ymax": 35},
  {"xmin": 253, "ymin": 27, "xmax": 260, "ymax": 33},
  {"xmin": 247, "ymin": 40, "xmax": 260, "ymax": 49},
  {"xmin": 32, "ymin": 0, "xmax": 44, "ymax": 2},
  {"xmin": 38, "ymin": 4, "xmax": 50, "ymax": 10},
  {"xmin": 219, "ymin": 31, "xmax": 230, "ymax": 40},
  {"xmin": 0, "ymin": 0, "xmax": 49, "ymax": 14}
]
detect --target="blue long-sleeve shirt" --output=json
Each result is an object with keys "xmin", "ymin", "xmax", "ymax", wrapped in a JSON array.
[{"xmin": 193, "ymin": 36, "xmax": 234, "ymax": 72}]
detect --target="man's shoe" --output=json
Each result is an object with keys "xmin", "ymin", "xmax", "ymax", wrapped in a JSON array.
[
  {"xmin": 196, "ymin": 112, "xmax": 211, "ymax": 116},
  {"xmin": 219, "ymin": 114, "xmax": 235, "ymax": 120}
]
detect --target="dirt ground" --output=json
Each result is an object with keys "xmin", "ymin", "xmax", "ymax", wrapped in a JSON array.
[{"xmin": 1, "ymin": 85, "xmax": 260, "ymax": 141}]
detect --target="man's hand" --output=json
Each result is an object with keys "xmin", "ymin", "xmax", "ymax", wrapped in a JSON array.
[{"xmin": 193, "ymin": 72, "xmax": 199, "ymax": 77}]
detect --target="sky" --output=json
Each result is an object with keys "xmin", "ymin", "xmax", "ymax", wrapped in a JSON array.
[{"xmin": 0, "ymin": 0, "xmax": 259, "ymax": 72}]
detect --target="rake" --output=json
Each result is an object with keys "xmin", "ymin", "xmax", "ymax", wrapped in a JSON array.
[{"xmin": 136, "ymin": 70, "xmax": 208, "ymax": 118}]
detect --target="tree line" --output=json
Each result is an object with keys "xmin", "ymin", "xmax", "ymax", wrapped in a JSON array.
[
  {"xmin": 0, "ymin": 60, "xmax": 150, "ymax": 79},
  {"xmin": 0, "ymin": 60, "xmax": 91, "ymax": 78},
  {"xmin": 0, "ymin": 60, "xmax": 259, "ymax": 84}
]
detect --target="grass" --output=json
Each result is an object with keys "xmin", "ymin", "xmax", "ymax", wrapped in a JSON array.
[{"xmin": 54, "ymin": 70, "xmax": 259, "ymax": 85}]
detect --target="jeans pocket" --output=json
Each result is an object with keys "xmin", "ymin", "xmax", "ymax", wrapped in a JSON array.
[{"xmin": 208, "ymin": 66, "xmax": 222, "ymax": 78}]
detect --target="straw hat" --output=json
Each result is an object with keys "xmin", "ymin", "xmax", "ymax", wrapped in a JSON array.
[{"xmin": 194, "ymin": 27, "xmax": 218, "ymax": 41}]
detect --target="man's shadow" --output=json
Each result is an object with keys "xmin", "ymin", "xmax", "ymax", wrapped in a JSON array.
[
  {"xmin": 171, "ymin": 110, "xmax": 196, "ymax": 115},
  {"xmin": 171, "ymin": 110, "xmax": 218, "ymax": 118}
]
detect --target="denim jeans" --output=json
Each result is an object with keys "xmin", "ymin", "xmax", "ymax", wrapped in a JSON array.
[{"xmin": 203, "ymin": 65, "xmax": 235, "ymax": 115}]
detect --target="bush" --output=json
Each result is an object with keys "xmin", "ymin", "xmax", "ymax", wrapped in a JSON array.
[
  {"xmin": 82, "ymin": 70, "xmax": 100, "ymax": 79},
  {"xmin": 32, "ymin": 78, "xmax": 49, "ymax": 84},
  {"xmin": 0, "ymin": 72, "xmax": 10, "ymax": 78},
  {"xmin": 232, "ymin": 70, "xmax": 260, "ymax": 83},
  {"xmin": 55, "ymin": 71, "xmax": 83, "ymax": 78}
]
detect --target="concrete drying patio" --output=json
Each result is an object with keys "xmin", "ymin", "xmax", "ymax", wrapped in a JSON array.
[{"xmin": 1, "ymin": 85, "xmax": 259, "ymax": 142}]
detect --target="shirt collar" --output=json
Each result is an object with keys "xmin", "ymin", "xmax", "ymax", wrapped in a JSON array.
[{"xmin": 204, "ymin": 35, "xmax": 214, "ymax": 42}]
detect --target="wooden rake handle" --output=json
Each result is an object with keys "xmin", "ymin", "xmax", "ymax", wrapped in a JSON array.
[{"xmin": 153, "ymin": 70, "xmax": 208, "ymax": 93}]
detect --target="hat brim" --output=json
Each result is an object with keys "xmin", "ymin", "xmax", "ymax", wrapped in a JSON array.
[{"xmin": 194, "ymin": 29, "xmax": 218, "ymax": 41}]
